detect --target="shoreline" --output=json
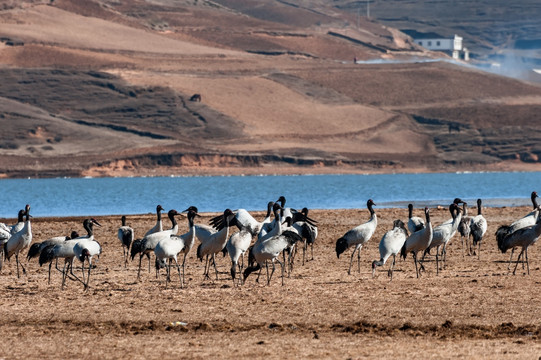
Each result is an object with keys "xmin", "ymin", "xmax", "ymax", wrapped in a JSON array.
[
  {"xmin": 0, "ymin": 201, "xmax": 533, "ymax": 221},
  {"xmin": 7, "ymin": 168, "xmax": 541, "ymax": 179},
  {"xmin": 2, "ymin": 159, "xmax": 541, "ymax": 179}
]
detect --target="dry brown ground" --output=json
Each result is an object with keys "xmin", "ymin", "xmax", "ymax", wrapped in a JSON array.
[{"xmin": 0, "ymin": 205, "xmax": 540, "ymax": 359}]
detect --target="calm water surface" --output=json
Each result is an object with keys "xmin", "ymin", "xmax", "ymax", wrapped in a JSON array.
[{"xmin": 1, "ymin": 172, "xmax": 540, "ymax": 218}]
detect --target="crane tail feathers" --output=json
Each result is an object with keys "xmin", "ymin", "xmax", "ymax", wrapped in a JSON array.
[
  {"xmin": 196, "ymin": 243, "xmax": 203, "ymax": 261},
  {"xmin": 471, "ymin": 230, "xmax": 482, "ymax": 246},
  {"xmin": 130, "ymin": 239, "xmax": 144, "ymax": 260},
  {"xmin": 27, "ymin": 242, "xmax": 41, "ymax": 260},
  {"xmin": 39, "ymin": 244, "xmax": 56, "ymax": 267},
  {"xmin": 122, "ymin": 230, "xmax": 133, "ymax": 249},
  {"xmin": 301, "ymin": 225, "xmax": 316, "ymax": 244},
  {"xmin": 471, "ymin": 223, "xmax": 484, "ymax": 245},
  {"xmin": 282, "ymin": 230, "xmax": 302, "ymax": 245},
  {"xmin": 495, "ymin": 225, "xmax": 511, "ymax": 252},
  {"xmin": 247, "ymin": 246, "xmax": 255, "ymax": 267},
  {"xmin": 400, "ymin": 242, "xmax": 407, "ymax": 260}
]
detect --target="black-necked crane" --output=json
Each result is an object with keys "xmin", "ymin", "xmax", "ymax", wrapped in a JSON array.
[
  {"xmin": 0, "ymin": 209, "xmax": 25, "ymax": 272},
  {"xmin": 134, "ymin": 209, "xmax": 180, "ymax": 280},
  {"xmin": 4, "ymin": 205, "xmax": 32, "ymax": 278},
  {"xmin": 457, "ymin": 202, "xmax": 472, "ymax": 256},
  {"xmin": 190, "ymin": 206, "xmax": 227, "ymax": 248},
  {"xmin": 154, "ymin": 209, "xmax": 199, "ymax": 288},
  {"xmin": 400, "ymin": 207, "xmax": 433, "ymax": 278},
  {"xmin": 243, "ymin": 230, "xmax": 302, "ymax": 286},
  {"xmin": 497, "ymin": 214, "xmax": 541, "ymax": 275},
  {"xmin": 27, "ymin": 231, "xmax": 79, "ymax": 261},
  {"xmin": 196, "ymin": 209, "xmax": 235, "ymax": 280},
  {"xmin": 470, "ymin": 199, "xmax": 488, "ymax": 259},
  {"xmin": 226, "ymin": 227, "xmax": 253, "ymax": 286},
  {"xmin": 436, "ymin": 198, "xmax": 464, "ymax": 258},
  {"xmin": 275, "ymin": 196, "xmax": 317, "ymax": 226},
  {"xmin": 256, "ymin": 203, "xmax": 284, "ymax": 242},
  {"xmin": 210, "ymin": 203, "xmax": 277, "ymax": 285},
  {"xmin": 372, "ymin": 219, "xmax": 408, "ymax": 280},
  {"xmin": 426, "ymin": 203, "xmax": 462, "ymax": 274},
  {"xmin": 256, "ymin": 203, "xmax": 284, "ymax": 241},
  {"xmin": 39, "ymin": 218, "xmax": 101, "ymax": 289},
  {"xmin": 281, "ymin": 212, "xmax": 317, "ymax": 275},
  {"xmin": 496, "ymin": 191, "xmax": 539, "ymax": 247},
  {"xmin": 145, "ymin": 205, "xmax": 164, "ymax": 237},
  {"xmin": 436, "ymin": 198, "xmax": 465, "ymax": 228},
  {"xmin": 28, "ymin": 230, "xmax": 79, "ymax": 284},
  {"xmin": 210, "ymin": 201, "xmax": 275, "ymax": 238},
  {"xmin": 130, "ymin": 205, "xmax": 165, "ymax": 267},
  {"xmin": 73, "ymin": 236, "xmax": 102, "ymax": 290},
  {"xmin": 276, "ymin": 195, "xmax": 293, "ymax": 223},
  {"xmin": 407, "ymin": 204, "xmax": 425, "ymax": 234},
  {"xmin": 118, "ymin": 215, "xmax": 134, "ymax": 267},
  {"xmin": 244, "ymin": 203, "xmax": 285, "ymax": 283},
  {"xmin": 0, "ymin": 209, "xmax": 25, "ymax": 236},
  {"xmin": 130, "ymin": 238, "xmax": 146, "ymax": 267},
  {"xmin": 291, "ymin": 208, "xmax": 318, "ymax": 266},
  {"xmin": 335, "ymin": 199, "xmax": 377, "ymax": 276},
  {"xmin": 209, "ymin": 202, "xmax": 275, "ymax": 259}
]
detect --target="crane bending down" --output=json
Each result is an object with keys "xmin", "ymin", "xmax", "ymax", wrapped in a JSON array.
[
  {"xmin": 73, "ymin": 237, "xmax": 102, "ymax": 290},
  {"xmin": 372, "ymin": 219, "xmax": 408, "ymax": 280},
  {"xmin": 243, "ymin": 230, "xmax": 302, "ymax": 286},
  {"xmin": 226, "ymin": 228, "xmax": 253, "ymax": 286}
]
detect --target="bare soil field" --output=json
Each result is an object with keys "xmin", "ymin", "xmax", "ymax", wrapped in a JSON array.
[{"xmin": 1, "ymin": 205, "xmax": 540, "ymax": 359}]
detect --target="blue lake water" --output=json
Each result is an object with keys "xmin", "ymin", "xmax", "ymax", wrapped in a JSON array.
[{"xmin": 1, "ymin": 172, "xmax": 540, "ymax": 218}]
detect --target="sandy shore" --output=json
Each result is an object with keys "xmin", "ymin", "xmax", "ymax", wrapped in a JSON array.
[
  {"xmin": 0, "ymin": 205, "xmax": 540, "ymax": 359},
  {"xmin": 78, "ymin": 160, "xmax": 541, "ymax": 179}
]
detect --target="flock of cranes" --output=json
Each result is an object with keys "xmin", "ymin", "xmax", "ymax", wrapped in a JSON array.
[{"xmin": 0, "ymin": 192, "xmax": 539, "ymax": 290}]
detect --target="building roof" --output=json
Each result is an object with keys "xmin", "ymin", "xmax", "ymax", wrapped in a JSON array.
[{"xmin": 401, "ymin": 29, "xmax": 446, "ymax": 39}]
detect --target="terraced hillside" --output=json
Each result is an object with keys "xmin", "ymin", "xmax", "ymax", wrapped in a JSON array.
[{"xmin": 0, "ymin": 0, "xmax": 540, "ymax": 177}]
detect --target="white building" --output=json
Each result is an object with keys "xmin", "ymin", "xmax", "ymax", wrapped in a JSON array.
[{"xmin": 412, "ymin": 34, "xmax": 469, "ymax": 60}]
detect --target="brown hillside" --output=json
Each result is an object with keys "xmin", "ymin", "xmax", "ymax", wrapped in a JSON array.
[{"xmin": 0, "ymin": 0, "xmax": 540, "ymax": 177}]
